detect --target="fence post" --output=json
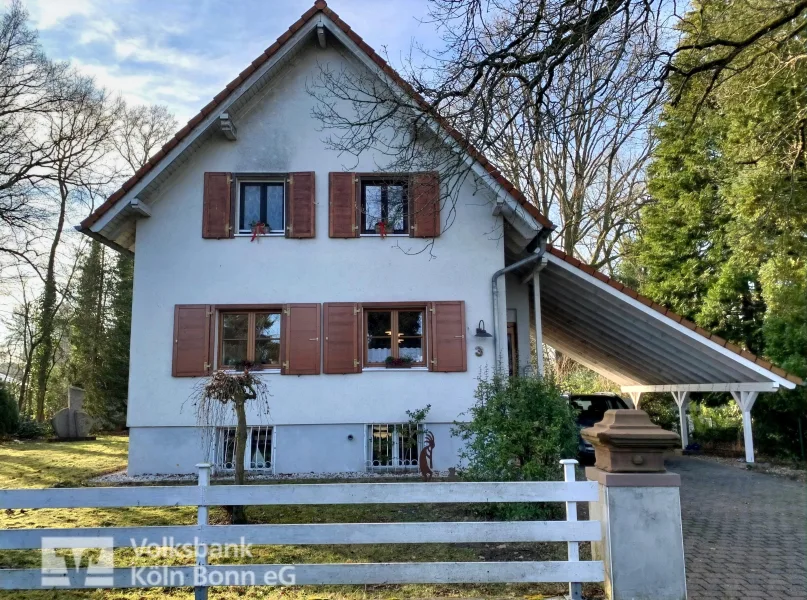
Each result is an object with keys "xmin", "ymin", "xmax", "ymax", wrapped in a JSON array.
[
  {"xmin": 195, "ymin": 463, "xmax": 211, "ymax": 600},
  {"xmin": 582, "ymin": 410, "xmax": 686, "ymax": 600},
  {"xmin": 560, "ymin": 458, "xmax": 582, "ymax": 600}
]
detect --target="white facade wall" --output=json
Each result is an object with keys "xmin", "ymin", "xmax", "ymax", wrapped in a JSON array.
[{"xmin": 126, "ymin": 43, "xmax": 518, "ymax": 474}]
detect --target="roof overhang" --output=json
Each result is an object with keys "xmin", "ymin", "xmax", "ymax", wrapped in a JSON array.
[{"xmin": 539, "ymin": 251, "xmax": 799, "ymax": 390}]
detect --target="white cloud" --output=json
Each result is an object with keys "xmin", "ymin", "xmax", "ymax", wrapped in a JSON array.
[{"xmin": 25, "ymin": 0, "xmax": 94, "ymax": 30}]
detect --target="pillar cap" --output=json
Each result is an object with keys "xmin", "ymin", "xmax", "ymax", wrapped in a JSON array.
[{"xmin": 582, "ymin": 409, "xmax": 680, "ymax": 472}]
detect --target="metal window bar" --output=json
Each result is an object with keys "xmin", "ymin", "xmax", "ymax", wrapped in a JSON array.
[
  {"xmin": 214, "ymin": 426, "xmax": 273, "ymax": 473},
  {"xmin": 367, "ymin": 423, "xmax": 422, "ymax": 472}
]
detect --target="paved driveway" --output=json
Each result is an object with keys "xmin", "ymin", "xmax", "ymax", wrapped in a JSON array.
[{"xmin": 668, "ymin": 456, "xmax": 807, "ymax": 599}]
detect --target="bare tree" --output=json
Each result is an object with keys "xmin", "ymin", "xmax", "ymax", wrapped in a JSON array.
[
  {"xmin": 492, "ymin": 23, "xmax": 657, "ymax": 271},
  {"xmin": 31, "ymin": 74, "xmax": 118, "ymax": 421},
  {"xmin": 309, "ymin": 0, "xmax": 807, "ymax": 257},
  {"xmin": 0, "ymin": 1, "xmax": 72, "ymax": 279},
  {"xmin": 114, "ymin": 103, "xmax": 177, "ymax": 173}
]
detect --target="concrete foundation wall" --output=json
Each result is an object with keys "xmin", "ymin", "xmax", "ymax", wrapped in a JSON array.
[{"xmin": 128, "ymin": 423, "xmax": 466, "ymax": 476}]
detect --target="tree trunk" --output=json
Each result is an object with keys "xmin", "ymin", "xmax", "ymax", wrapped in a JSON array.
[
  {"xmin": 33, "ymin": 183, "xmax": 68, "ymax": 422},
  {"xmin": 231, "ymin": 396, "xmax": 248, "ymax": 524}
]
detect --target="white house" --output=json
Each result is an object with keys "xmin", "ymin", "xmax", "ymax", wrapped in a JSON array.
[{"xmin": 80, "ymin": 1, "xmax": 801, "ymax": 475}]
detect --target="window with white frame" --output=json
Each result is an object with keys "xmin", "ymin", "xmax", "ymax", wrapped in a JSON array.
[
  {"xmin": 366, "ymin": 423, "xmax": 422, "ymax": 471},
  {"xmin": 214, "ymin": 426, "xmax": 273, "ymax": 471},
  {"xmin": 238, "ymin": 180, "xmax": 285, "ymax": 234}
]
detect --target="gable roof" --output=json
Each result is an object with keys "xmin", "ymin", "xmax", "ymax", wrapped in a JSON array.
[{"xmin": 79, "ymin": 0, "xmax": 554, "ymax": 233}]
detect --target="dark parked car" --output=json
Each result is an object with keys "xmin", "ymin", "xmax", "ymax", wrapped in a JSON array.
[{"xmin": 568, "ymin": 393, "xmax": 629, "ymax": 463}]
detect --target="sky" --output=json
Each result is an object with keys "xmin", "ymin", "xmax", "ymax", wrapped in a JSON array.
[{"xmin": 24, "ymin": 0, "xmax": 440, "ymax": 123}]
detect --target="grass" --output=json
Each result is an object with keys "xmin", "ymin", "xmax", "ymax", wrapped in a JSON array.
[{"xmin": 0, "ymin": 436, "xmax": 602, "ymax": 599}]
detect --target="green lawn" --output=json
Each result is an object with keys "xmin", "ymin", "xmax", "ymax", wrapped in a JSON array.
[{"xmin": 0, "ymin": 436, "xmax": 601, "ymax": 599}]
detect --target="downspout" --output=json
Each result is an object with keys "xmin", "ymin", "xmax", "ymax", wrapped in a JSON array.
[{"xmin": 491, "ymin": 229, "xmax": 550, "ymax": 372}]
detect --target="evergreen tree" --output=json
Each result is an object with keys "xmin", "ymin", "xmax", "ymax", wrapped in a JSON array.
[
  {"xmin": 626, "ymin": 0, "xmax": 807, "ymax": 457},
  {"xmin": 69, "ymin": 240, "xmax": 108, "ymax": 416},
  {"xmin": 100, "ymin": 253, "xmax": 132, "ymax": 427}
]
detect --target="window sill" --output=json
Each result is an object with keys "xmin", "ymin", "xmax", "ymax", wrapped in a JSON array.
[
  {"xmin": 221, "ymin": 368, "xmax": 281, "ymax": 374},
  {"xmin": 360, "ymin": 233, "xmax": 409, "ymax": 237},
  {"xmin": 234, "ymin": 233, "xmax": 285, "ymax": 238},
  {"xmin": 362, "ymin": 367, "xmax": 428, "ymax": 372}
]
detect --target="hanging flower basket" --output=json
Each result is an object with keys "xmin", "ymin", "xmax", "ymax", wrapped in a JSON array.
[{"xmin": 250, "ymin": 221, "xmax": 267, "ymax": 242}]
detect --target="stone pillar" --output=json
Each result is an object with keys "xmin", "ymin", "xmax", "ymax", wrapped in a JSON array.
[{"xmin": 582, "ymin": 410, "xmax": 687, "ymax": 600}]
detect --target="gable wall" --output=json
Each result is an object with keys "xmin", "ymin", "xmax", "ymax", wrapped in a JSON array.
[{"xmin": 128, "ymin": 42, "xmax": 509, "ymax": 429}]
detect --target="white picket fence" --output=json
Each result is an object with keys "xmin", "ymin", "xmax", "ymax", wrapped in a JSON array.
[{"xmin": 0, "ymin": 459, "xmax": 603, "ymax": 599}]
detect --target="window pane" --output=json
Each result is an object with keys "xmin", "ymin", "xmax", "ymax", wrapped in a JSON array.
[
  {"xmin": 255, "ymin": 340, "xmax": 280, "ymax": 365},
  {"xmin": 218, "ymin": 428, "xmax": 236, "ymax": 470},
  {"xmin": 367, "ymin": 337, "xmax": 391, "ymax": 362},
  {"xmin": 398, "ymin": 311, "xmax": 423, "ymax": 335},
  {"xmin": 388, "ymin": 185, "xmax": 406, "ymax": 231},
  {"xmin": 371, "ymin": 424, "xmax": 394, "ymax": 467},
  {"xmin": 266, "ymin": 184, "xmax": 284, "ymax": 232},
  {"xmin": 249, "ymin": 427, "xmax": 272, "ymax": 469},
  {"xmin": 255, "ymin": 313, "xmax": 280, "ymax": 339},
  {"xmin": 242, "ymin": 185, "xmax": 262, "ymax": 231},
  {"xmin": 367, "ymin": 311, "xmax": 391, "ymax": 336},
  {"xmin": 364, "ymin": 185, "xmax": 382, "ymax": 231},
  {"xmin": 222, "ymin": 341, "xmax": 248, "ymax": 367},
  {"xmin": 223, "ymin": 314, "xmax": 249, "ymax": 339},
  {"xmin": 399, "ymin": 337, "xmax": 423, "ymax": 362},
  {"xmin": 398, "ymin": 424, "xmax": 419, "ymax": 466}
]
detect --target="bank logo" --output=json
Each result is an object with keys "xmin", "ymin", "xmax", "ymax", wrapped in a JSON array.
[{"xmin": 41, "ymin": 537, "xmax": 114, "ymax": 587}]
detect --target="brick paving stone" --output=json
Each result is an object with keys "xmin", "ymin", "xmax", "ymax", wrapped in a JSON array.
[{"xmin": 668, "ymin": 456, "xmax": 807, "ymax": 600}]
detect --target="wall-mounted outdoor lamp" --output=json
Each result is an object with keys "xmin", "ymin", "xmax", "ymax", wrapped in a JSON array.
[{"xmin": 475, "ymin": 320, "xmax": 492, "ymax": 338}]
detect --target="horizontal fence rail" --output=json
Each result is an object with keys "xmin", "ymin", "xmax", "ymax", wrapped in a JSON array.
[
  {"xmin": 1, "ymin": 520, "xmax": 602, "ymax": 549},
  {"xmin": 0, "ymin": 561, "xmax": 605, "ymax": 589},
  {"xmin": 0, "ymin": 480, "xmax": 599, "ymax": 510},
  {"xmin": 0, "ymin": 461, "xmax": 603, "ymax": 599}
]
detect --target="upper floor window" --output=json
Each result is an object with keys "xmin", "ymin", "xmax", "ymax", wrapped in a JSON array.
[
  {"xmin": 361, "ymin": 178, "xmax": 408, "ymax": 235},
  {"xmin": 219, "ymin": 310, "xmax": 281, "ymax": 370},
  {"xmin": 239, "ymin": 181, "xmax": 285, "ymax": 234}
]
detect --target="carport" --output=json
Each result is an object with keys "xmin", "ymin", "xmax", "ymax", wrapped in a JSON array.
[{"xmin": 532, "ymin": 247, "xmax": 802, "ymax": 463}]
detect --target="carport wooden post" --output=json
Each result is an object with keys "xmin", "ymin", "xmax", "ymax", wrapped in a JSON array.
[
  {"xmin": 671, "ymin": 391, "xmax": 690, "ymax": 449},
  {"xmin": 731, "ymin": 391, "xmax": 759, "ymax": 463},
  {"xmin": 627, "ymin": 391, "xmax": 642, "ymax": 409}
]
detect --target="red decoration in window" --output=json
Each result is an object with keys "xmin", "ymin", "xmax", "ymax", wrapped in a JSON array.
[{"xmin": 250, "ymin": 221, "xmax": 267, "ymax": 242}]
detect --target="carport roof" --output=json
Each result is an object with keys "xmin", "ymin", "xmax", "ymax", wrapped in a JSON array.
[{"xmin": 539, "ymin": 247, "xmax": 802, "ymax": 390}]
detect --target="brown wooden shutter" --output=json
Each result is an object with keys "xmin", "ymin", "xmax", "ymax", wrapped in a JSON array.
[
  {"xmin": 329, "ymin": 172, "xmax": 358, "ymax": 238},
  {"xmin": 410, "ymin": 172, "xmax": 440, "ymax": 238},
  {"xmin": 172, "ymin": 305, "xmax": 213, "ymax": 377},
  {"xmin": 429, "ymin": 301, "xmax": 466, "ymax": 372},
  {"xmin": 202, "ymin": 172, "xmax": 233, "ymax": 239},
  {"xmin": 323, "ymin": 303, "xmax": 361, "ymax": 374},
  {"xmin": 281, "ymin": 304, "xmax": 321, "ymax": 375},
  {"xmin": 287, "ymin": 171, "xmax": 315, "ymax": 238}
]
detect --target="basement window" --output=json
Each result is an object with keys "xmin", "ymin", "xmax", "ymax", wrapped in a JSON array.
[
  {"xmin": 366, "ymin": 423, "xmax": 422, "ymax": 471},
  {"xmin": 214, "ymin": 426, "xmax": 273, "ymax": 472}
]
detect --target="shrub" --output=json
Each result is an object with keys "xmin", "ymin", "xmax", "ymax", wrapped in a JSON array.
[
  {"xmin": 690, "ymin": 402, "xmax": 742, "ymax": 444},
  {"xmin": 0, "ymin": 383, "xmax": 19, "ymax": 436},
  {"xmin": 453, "ymin": 370, "xmax": 578, "ymax": 519},
  {"xmin": 640, "ymin": 393, "xmax": 679, "ymax": 432},
  {"xmin": 15, "ymin": 416, "xmax": 50, "ymax": 439}
]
